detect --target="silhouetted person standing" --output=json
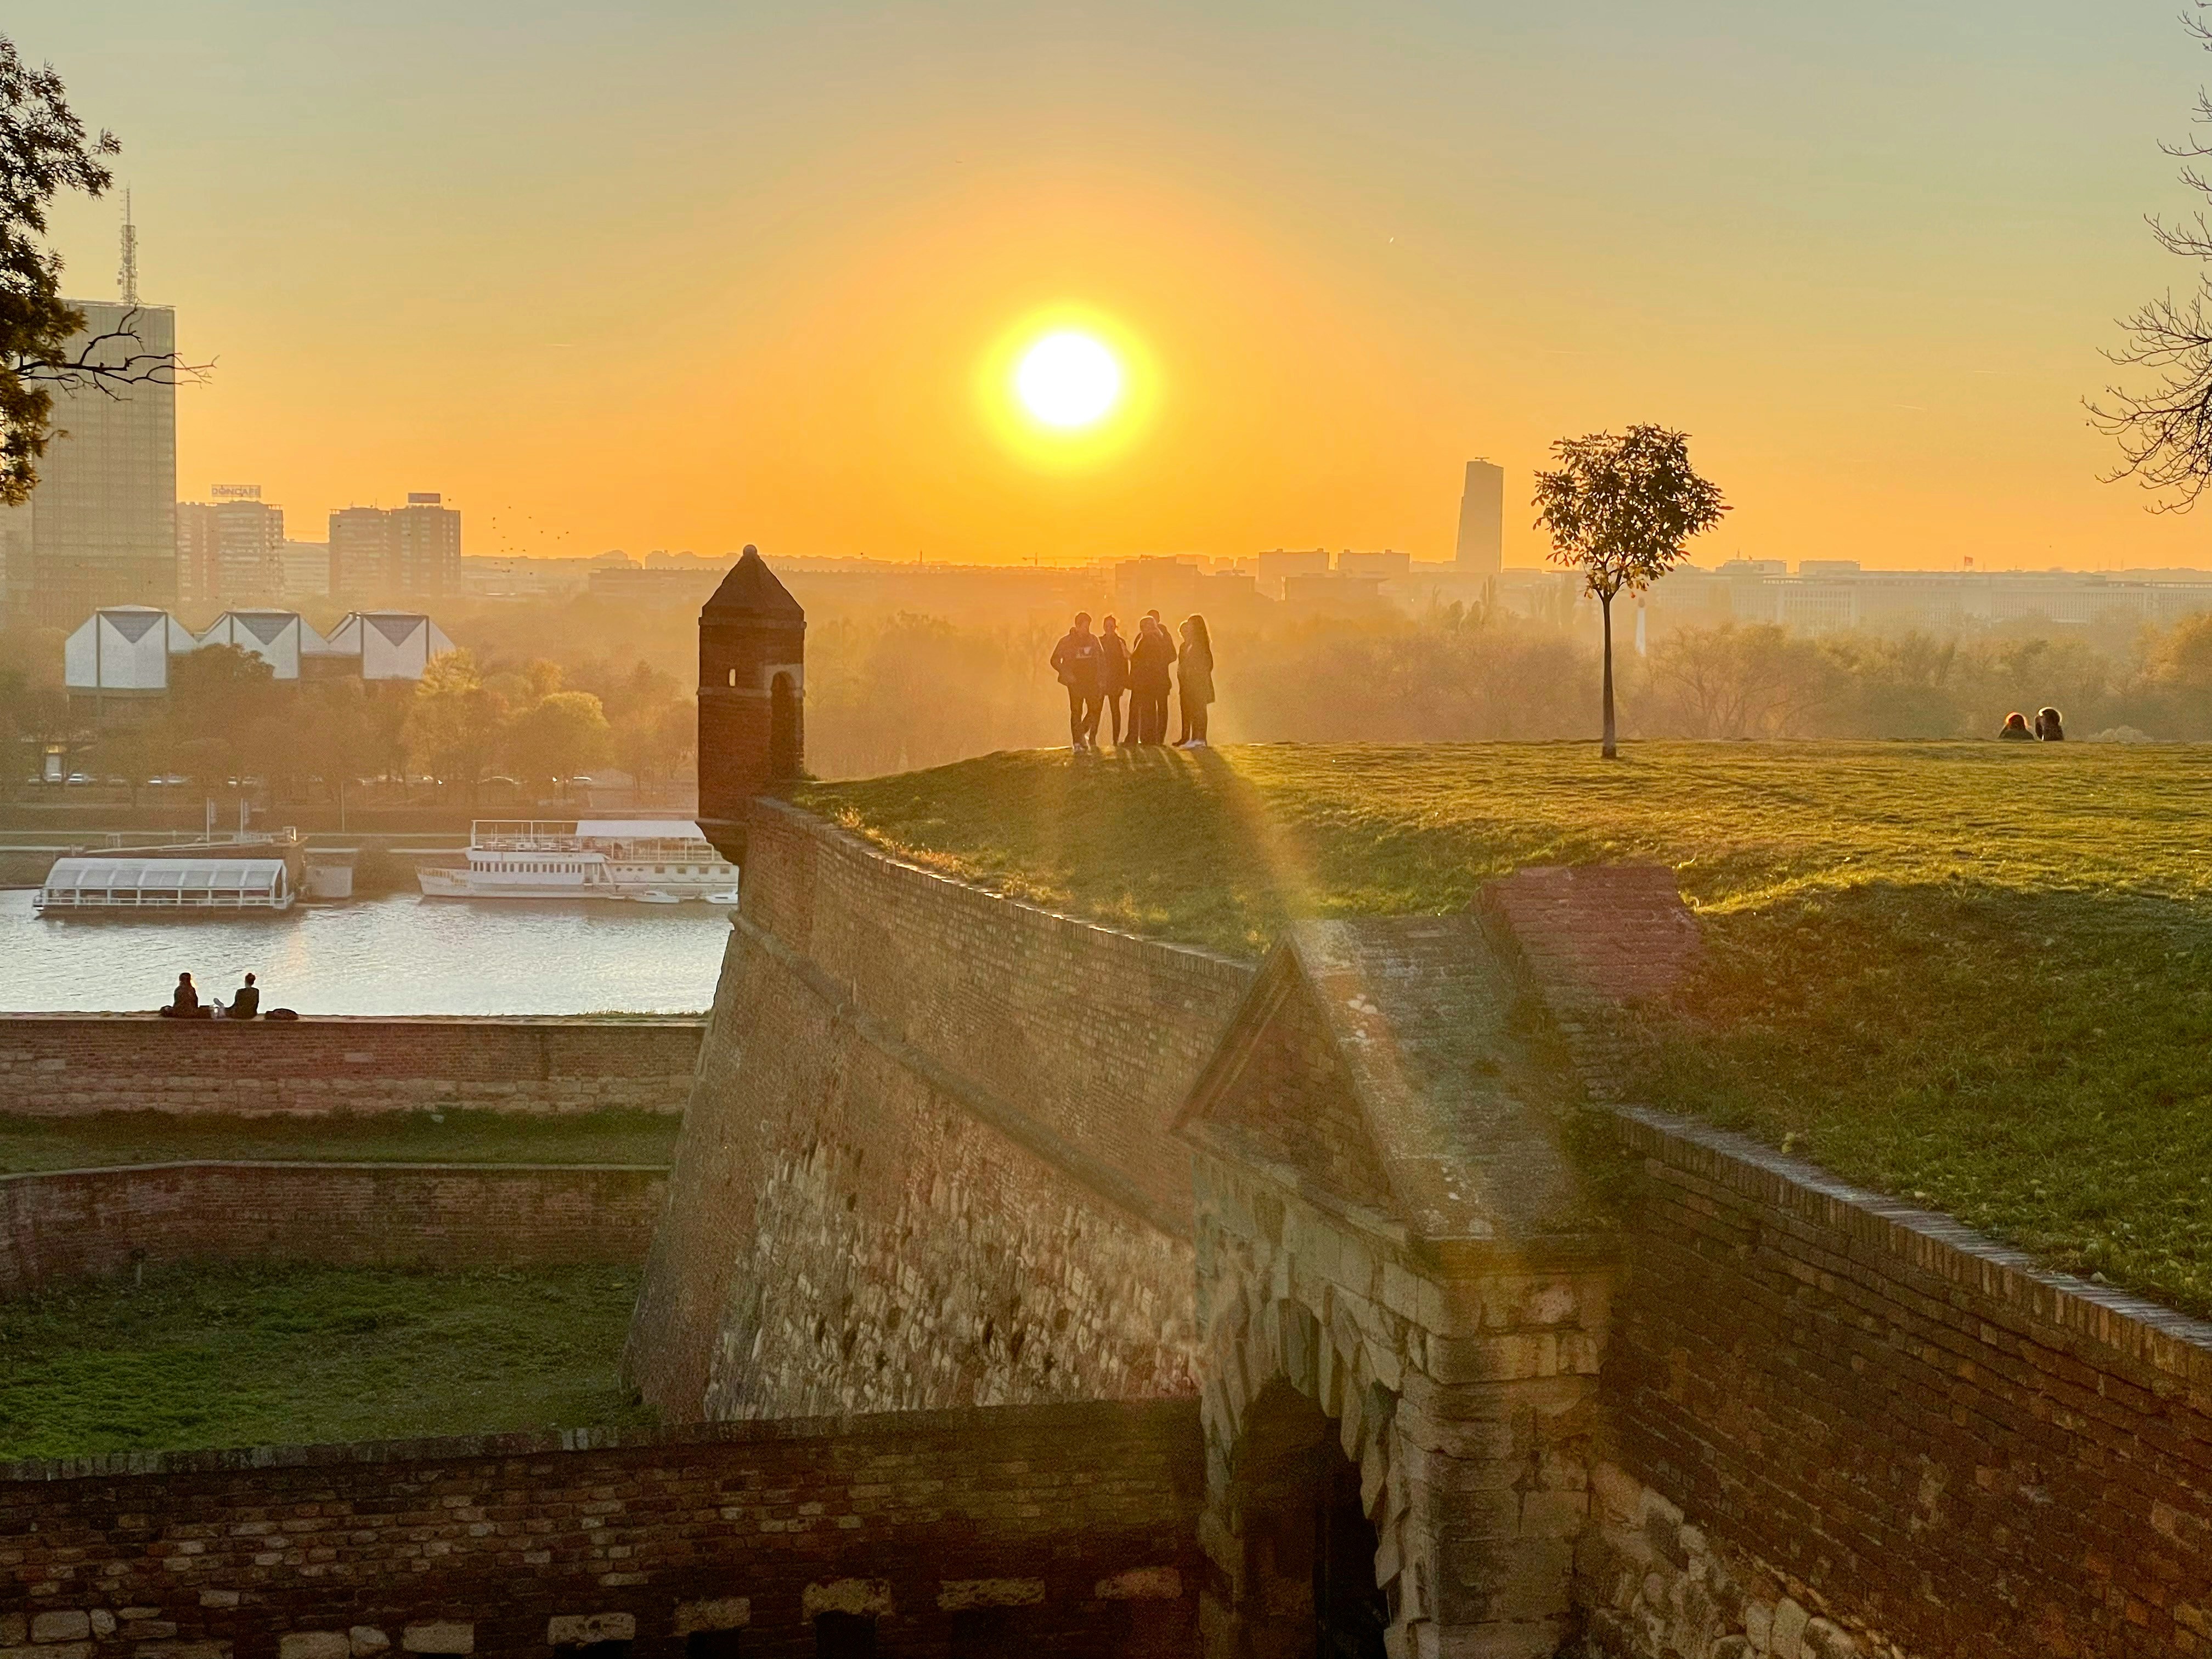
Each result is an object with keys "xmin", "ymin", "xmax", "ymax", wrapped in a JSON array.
[
  {"xmin": 159, "ymin": 972, "xmax": 201, "ymax": 1019},
  {"xmin": 227, "ymin": 973, "xmax": 261, "ymax": 1020},
  {"xmin": 1049, "ymin": 612, "xmax": 1105, "ymax": 753},
  {"xmin": 1096, "ymin": 616, "xmax": 1131, "ymax": 748},
  {"xmin": 1128, "ymin": 616, "xmax": 1175, "ymax": 744},
  {"xmin": 1176, "ymin": 614, "xmax": 1215, "ymax": 748}
]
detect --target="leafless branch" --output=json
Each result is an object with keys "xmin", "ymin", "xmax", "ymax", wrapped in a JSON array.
[{"xmin": 11, "ymin": 306, "xmax": 210, "ymax": 397}]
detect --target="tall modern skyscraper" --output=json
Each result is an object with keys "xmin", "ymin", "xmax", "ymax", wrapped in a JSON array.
[
  {"xmin": 1454, "ymin": 459, "xmax": 1504, "ymax": 573},
  {"xmin": 16, "ymin": 299, "xmax": 179, "ymax": 627}
]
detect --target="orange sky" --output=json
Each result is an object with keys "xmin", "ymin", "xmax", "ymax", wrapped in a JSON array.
[{"xmin": 22, "ymin": 1, "xmax": 2212, "ymax": 569}]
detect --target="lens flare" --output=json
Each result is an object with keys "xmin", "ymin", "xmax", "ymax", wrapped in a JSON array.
[{"xmin": 1013, "ymin": 330, "xmax": 1123, "ymax": 428}]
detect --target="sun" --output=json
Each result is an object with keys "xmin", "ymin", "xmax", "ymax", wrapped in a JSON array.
[{"xmin": 1013, "ymin": 330, "xmax": 1123, "ymax": 429}]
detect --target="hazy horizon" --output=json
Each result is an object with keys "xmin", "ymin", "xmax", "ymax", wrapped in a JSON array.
[{"xmin": 18, "ymin": 1, "xmax": 2212, "ymax": 572}]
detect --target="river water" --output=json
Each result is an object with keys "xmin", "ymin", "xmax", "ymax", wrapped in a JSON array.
[{"xmin": 0, "ymin": 890, "xmax": 732, "ymax": 1015}]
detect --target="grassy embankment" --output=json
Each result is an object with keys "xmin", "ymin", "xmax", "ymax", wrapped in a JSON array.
[
  {"xmin": 0, "ymin": 1108, "xmax": 681, "ymax": 1175},
  {"xmin": 0, "ymin": 1262, "xmax": 652, "ymax": 1462},
  {"xmin": 801, "ymin": 742, "xmax": 2212, "ymax": 1318}
]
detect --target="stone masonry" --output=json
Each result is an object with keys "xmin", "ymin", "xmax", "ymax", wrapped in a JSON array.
[{"xmin": 0, "ymin": 1015, "xmax": 704, "ymax": 1118}]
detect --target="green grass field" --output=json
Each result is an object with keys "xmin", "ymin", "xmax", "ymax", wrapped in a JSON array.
[
  {"xmin": 0, "ymin": 1262, "xmax": 654, "ymax": 1462},
  {"xmin": 802, "ymin": 742, "xmax": 2212, "ymax": 1317},
  {"xmin": 0, "ymin": 1108, "xmax": 681, "ymax": 1175}
]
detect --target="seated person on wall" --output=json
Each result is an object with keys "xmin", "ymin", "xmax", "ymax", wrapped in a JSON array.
[
  {"xmin": 224, "ymin": 973, "xmax": 261, "ymax": 1020},
  {"xmin": 157, "ymin": 971, "xmax": 210, "ymax": 1019},
  {"xmin": 1998, "ymin": 711, "xmax": 2035, "ymax": 741}
]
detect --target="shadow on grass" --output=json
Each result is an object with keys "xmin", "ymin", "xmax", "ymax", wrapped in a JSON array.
[{"xmin": 1620, "ymin": 877, "xmax": 2212, "ymax": 1318}]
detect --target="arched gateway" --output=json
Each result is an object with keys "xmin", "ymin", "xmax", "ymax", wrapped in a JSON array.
[{"xmin": 1176, "ymin": 913, "xmax": 1618, "ymax": 1659}]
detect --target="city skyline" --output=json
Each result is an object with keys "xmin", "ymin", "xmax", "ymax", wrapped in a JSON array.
[{"xmin": 18, "ymin": 3, "xmax": 2212, "ymax": 572}]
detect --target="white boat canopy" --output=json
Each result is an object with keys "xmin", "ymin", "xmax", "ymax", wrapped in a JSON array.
[{"xmin": 37, "ymin": 857, "xmax": 292, "ymax": 911}]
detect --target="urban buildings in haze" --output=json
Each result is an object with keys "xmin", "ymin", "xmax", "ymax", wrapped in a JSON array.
[
  {"xmin": 1455, "ymin": 459, "xmax": 1504, "ymax": 573},
  {"xmin": 2, "ymin": 299, "xmax": 179, "ymax": 628},
  {"xmin": 176, "ymin": 485, "xmax": 284, "ymax": 604},
  {"xmin": 330, "ymin": 493, "xmax": 462, "ymax": 602}
]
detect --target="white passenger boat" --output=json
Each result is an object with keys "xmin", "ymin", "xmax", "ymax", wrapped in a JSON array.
[
  {"xmin": 415, "ymin": 820, "xmax": 738, "ymax": 901},
  {"xmin": 36, "ymin": 855, "xmax": 296, "ymax": 915}
]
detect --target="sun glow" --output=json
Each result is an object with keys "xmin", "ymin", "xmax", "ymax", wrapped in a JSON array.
[
  {"xmin": 978, "ymin": 306, "xmax": 1156, "ymax": 471},
  {"xmin": 1013, "ymin": 330, "xmax": 1123, "ymax": 428}
]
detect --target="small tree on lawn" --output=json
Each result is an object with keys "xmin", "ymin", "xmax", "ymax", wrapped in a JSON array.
[{"xmin": 1533, "ymin": 425, "xmax": 1729, "ymax": 759}]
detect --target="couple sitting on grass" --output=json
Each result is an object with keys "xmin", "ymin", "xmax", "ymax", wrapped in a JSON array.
[
  {"xmin": 1998, "ymin": 707, "xmax": 2064, "ymax": 742},
  {"xmin": 157, "ymin": 970, "xmax": 265, "ymax": 1020},
  {"xmin": 1050, "ymin": 608, "xmax": 1215, "ymax": 754}
]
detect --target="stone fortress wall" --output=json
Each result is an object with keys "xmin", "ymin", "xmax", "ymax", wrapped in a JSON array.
[
  {"xmin": 630, "ymin": 804, "xmax": 2212, "ymax": 1658},
  {"xmin": 0, "ymin": 1401, "xmax": 1200, "ymax": 1659},
  {"xmin": 0, "ymin": 1162, "xmax": 667, "ymax": 1297},
  {"xmin": 0, "ymin": 1015, "xmax": 704, "ymax": 1118},
  {"xmin": 625, "ymin": 800, "xmax": 1251, "ymax": 1421}
]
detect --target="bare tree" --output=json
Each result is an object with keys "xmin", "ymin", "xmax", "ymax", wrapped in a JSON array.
[
  {"xmin": 0, "ymin": 34, "xmax": 199, "ymax": 506},
  {"xmin": 2090, "ymin": 3, "xmax": 2212, "ymax": 509}
]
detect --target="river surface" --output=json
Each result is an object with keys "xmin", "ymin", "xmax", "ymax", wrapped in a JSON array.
[{"xmin": 0, "ymin": 890, "xmax": 731, "ymax": 1015}]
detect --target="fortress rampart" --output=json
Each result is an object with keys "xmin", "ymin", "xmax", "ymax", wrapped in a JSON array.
[
  {"xmin": 628, "ymin": 802, "xmax": 2212, "ymax": 1657},
  {"xmin": 625, "ymin": 799, "xmax": 1250, "ymax": 1420},
  {"xmin": 0, "ymin": 1401, "xmax": 1201, "ymax": 1659},
  {"xmin": 0, "ymin": 1015, "xmax": 704, "ymax": 1118},
  {"xmin": 0, "ymin": 1161, "xmax": 667, "ymax": 1296}
]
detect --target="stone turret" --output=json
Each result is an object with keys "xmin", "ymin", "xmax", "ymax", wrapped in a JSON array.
[{"xmin": 697, "ymin": 545, "xmax": 805, "ymax": 861}]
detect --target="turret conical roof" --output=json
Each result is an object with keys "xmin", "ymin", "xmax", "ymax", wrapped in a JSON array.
[{"xmin": 703, "ymin": 545, "xmax": 803, "ymax": 618}]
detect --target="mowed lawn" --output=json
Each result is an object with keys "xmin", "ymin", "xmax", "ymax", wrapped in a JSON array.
[
  {"xmin": 802, "ymin": 742, "xmax": 2212, "ymax": 1317},
  {"xmin": 0, "ymin": 1262, "xmax": 654, "ymax": 1462}
]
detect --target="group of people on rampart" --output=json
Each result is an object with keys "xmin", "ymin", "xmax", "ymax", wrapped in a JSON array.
[{"xmin": 1049, "ymin": 610, "xmax": 1215, "ymax": 753}]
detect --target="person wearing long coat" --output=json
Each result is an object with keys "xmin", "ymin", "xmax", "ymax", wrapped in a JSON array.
[
  {"xmin": 1176, "ymin": 614, "xmax": 1215, "ymax": 747},
  {"xmin": 1127, "ymin": 616, "xmax": 1175, "ymax": 744}
]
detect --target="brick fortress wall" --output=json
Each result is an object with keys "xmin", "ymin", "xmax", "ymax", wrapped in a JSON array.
[
  {"xmin": 1485, "ymin": 865, "xmax": 2212, "ymax": 1659},
  {"xmin": 0, "ymin": 1163, "xmax": 667, "ymax": 1296},
  {"xmin": 626, "ymin": 799, "xmax": 1251, "ymax": 1421},
  {"xmin": 0, "ymin": 1017, "xmax": 704, "ymax": 1118},
  {"xmin": 0, "ymin": 1400, "xmax": 1201, "ymax": 1659}
]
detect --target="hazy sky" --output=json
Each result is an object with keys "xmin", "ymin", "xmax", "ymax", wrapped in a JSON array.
[{"xmin": 19, "ymin": 2, "xmax": 2212, "ymax": 568}]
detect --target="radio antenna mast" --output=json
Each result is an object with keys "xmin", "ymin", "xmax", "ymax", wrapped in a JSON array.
[{"xmin": 118, "ymin": 189, "xmax": 139, "ymax": 305}]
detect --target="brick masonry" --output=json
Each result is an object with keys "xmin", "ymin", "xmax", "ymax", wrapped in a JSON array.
[
  {"xmin": 0, "ymin": 1163, "xmax": 667, "ymax": 1296},
  {"xmin": 0, "ymin": 1016, "xmax": 704, "ymax": 1119},
  {"xmin": 627, "ymin": 799, "xmax": 1253, "ymax": 1421},
  {"xmin": 1581, "ymin": 1105, "xmax": 2212, "ymax": 1659},
  {"xmin": 0, "ymin": 1401, "xmax": 1202, "ymax": 1659}
]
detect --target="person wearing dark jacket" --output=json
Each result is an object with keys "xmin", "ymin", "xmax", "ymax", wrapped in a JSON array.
[
  {"xmin": 1998, "ymin": 712, "xmax": 2034, "ymax": 741},
  {"xmin": 1048, "ymin": 613, "xmax": 1105, "ymax": 753},
  {"xmin": 2035, "ymin": 707, "xmax": 2065, "ymax": 741},
  {"xmin": 1096, "ymin": 616, "xmax": 1131, "ymax": 748},
  {"xmin": 226, "ymin": 973, "xmax": 261, "ymax": 1020},
  {"xmin": 1127, "ymin": 616, "xmax": 1176, "ymax": 744},
  {"xmin": 158, "ymin": 972, "xmax": 204, "ymax": 1019}
]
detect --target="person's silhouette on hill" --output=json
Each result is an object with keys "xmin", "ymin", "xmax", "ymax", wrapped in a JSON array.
[
  {"xmin": 1048, "ymin": 612, "xmax": 1105, "ymax": 754},
  {"xmin": 1998, "ymin": 712, "xmax": 2034, "ymax": 741},
  {"xmin": 2036, "ymin": 707, "xmax": 2065, "ymax": 742}
]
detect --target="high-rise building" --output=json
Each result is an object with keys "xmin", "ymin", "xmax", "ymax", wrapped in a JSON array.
[
  {"xmin": 392, "ymin": 493, "xmax": 461, "ymax": 597},
  {"xmin": 1454, "ymin": 459, "xmax": 1504, "ymax": 573},
  {"xmin": 176, "ymin": 487, "xmax": 286, "ymax": 605},
  {"xmin": 212, "ymin": 487, "xmax": 284, "ymax": 600},
  {"xmin": 328, "ymin": 494, "xmax": 462, "ymax": 602},
  {"xmin": 330, "ymin": 505, "xmax": 391, "ymax": 602},
  {"xmin": 176, "ymin": 501, "xmax": 222, "ymax": 604},
  {"xmin": 12, "ymin": 300, "xmax": 179, "ymax": 627}
]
